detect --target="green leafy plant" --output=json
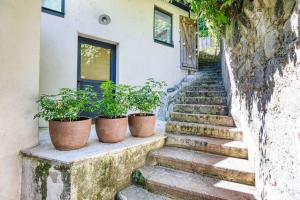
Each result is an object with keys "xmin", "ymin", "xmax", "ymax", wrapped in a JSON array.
[
  {"xmin": 129, "ymin": 78, "xmax": 167, "ymax": 115},
  {"xmin": 132, "ymin": 170, "xmax": 146, "ymax": 187},
  {"xmin": 96, "ymin": 81, "xmax": 131, "ymax": 118},
  {"xmin": 34, "ymin": 87, "xmax": 97, "ymax": 121},
  {"xmin": 171, "ymin": 0, "xmax": 236, "ymax": 40}
]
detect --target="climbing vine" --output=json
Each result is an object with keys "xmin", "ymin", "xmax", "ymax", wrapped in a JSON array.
[{"xmin": 171, "ymin": 0, "xmax": 242, "ymax": 39}]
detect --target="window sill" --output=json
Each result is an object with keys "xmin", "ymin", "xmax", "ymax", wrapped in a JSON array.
[
  {"xmin": 42, "ymin": 7, "xmax": 65, "ymax": 18},
  {"xmin": 154, "ymin": 39, "xmax": 174, "ymax": 48}
]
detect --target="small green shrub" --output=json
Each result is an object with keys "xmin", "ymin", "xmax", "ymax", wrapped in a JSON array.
[
  {"xmin": 132, "ymin": 170, "xmax": 145, "ymax": 187},
  {"xmin": 96, "ymin": 81, "xmax": 131, "ymax": 118},
  {"xmin": 34, "ymin": 87, "xmax": 97, "ymax": 121},
  {"xmin": 129, "ymin": 78, "xmax": 167, "ymax": 114}
]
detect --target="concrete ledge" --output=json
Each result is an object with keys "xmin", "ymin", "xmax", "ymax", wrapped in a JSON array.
[{"xmin": 20, "ymin": 122, "xmax": 166, "ymax": 200}]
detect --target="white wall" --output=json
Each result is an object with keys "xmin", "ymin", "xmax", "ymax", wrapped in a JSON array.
[
  {"xmin": 40, "ymin": 0, "xmax": 189, "ymax": 97},
  {"xmin": 0, "ymin": 1, "xmax": 41, "ymax": 199}
]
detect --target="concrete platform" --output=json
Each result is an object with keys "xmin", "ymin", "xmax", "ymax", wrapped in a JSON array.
[{"xmin": 20, "ymin": 122, "xmax": 166, "ymax": 200}]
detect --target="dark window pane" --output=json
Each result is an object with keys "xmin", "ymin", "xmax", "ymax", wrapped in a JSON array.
[
  {"xmin": 42, "ymin": 0, "xmax": 63, "ymax": 13},
  {"xmin": 154, "ymin": 8, "xmax": 172, "ymax": 45}
]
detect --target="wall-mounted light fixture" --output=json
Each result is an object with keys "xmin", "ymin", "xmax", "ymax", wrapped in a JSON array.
[{"xmin": 98, "ymin": 14, "xmax": 111, "ymax": 25}]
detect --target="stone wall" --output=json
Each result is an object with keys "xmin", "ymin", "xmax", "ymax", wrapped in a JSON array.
[{"xmin": 221, "ymin": 0, "xmax": 300, "ymax": 199}]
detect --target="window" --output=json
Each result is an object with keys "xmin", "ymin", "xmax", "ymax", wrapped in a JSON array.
[
  {"xmin": 154, "ymin": 7, "xmax": 173, "ymax": 47},
  {"xmin": 42, "ymin": 0, "xmax": 65, "ymax": 17}
]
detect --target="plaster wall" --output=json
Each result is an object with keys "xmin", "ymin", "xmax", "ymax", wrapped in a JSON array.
[
  {"xmin": 0, "ymin": 1, "xmax": 41, "ymax": 199},
  {"xmin": 221, "ymin": 0, "xmax": 300, "ymax": 199},
  {"xmin": 40, "ymin": 0, "xmax": 189, "ymax": 98}
]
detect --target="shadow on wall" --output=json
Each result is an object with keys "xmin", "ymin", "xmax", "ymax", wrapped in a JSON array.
[{"xmin": 222, "ymin": 0, "xmax": 299, "ymax": 199}]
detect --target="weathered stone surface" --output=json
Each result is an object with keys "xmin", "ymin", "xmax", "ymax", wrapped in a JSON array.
[
  {"xmin": 170, "ymin": 112, "xmax": 235, "ymax": 127},
  {"xmin": 116, "ymin": 185, "xmax": 171, "ymax": 200},
  {"xmin": 148, "ymin": 147, "xmax": 255, "ymax": 186},
  {"xmin": 166, "ymin": 121, "xmax": 243, "ymax": 140},
  {"xmin": 264, "ymin": 30, "xmax": 280, "ymax": 58},
  {"xmin": 21, "ymin": 128, "xmax": 166, "ymax": 200},
  {"xmin": 184, "ymin": 90, "xmax": 227, "ymax": 98},
  {"xmin": 221, "ymin": 0, "xmax": 300, "ymax": 199},
  {"xmin": 184, "ymin": 84, "xmax": 225, "ymax": 91},
  {"xmin": 166, "ymin": 134, "xmax": 248, "ymax": 159},
  {"xmin": 177, "ymin": 96, "xmax": 227, "ymax": 105},
  {"xmin": 173, "ymin": 104, "xmax": 229, "ymax": 115},
  {"xmin": 138, "ymin": 165, "xmax": 257, "ymax": 200}
]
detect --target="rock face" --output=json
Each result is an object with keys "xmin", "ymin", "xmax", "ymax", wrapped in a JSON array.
[{"xmin": 221, "ymin": 0, "xmax": 300, "ymax": 199}]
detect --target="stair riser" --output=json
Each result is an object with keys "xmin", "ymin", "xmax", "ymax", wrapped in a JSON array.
[
  {"xmin": 177, "ymin": 97, "xmax": 227, "ymax": 105},
  {"xmin": 165, "ymin": 124, "xmax": 242, "ymax": 141},
  {"xmin": 170, "ymin": 113, "xmax": 235, "ymax": 127},
  {"xmin": 173, "ymin": 105, "xmax": 228, "ymax": 115},
  {"xmin": 192, "ymin": 80, "xmax": 223, "ymax": 85},
  {"xmin": 148, "ymin": 155, "xmax": 255, "ymax": 186},
  {"xmin": 145, "ymin": 181, "xmax": 215, "ymax": 200},
  {"xmin": 166, "ymin": 135, "xmax": 248, "ymax": 159},
  {"xmin": 185, "ymin": 86, "xmax": 225, "ymax": 91},
  {"xmin": 184, "ymin": 91, "xmax": 227, "ymax": 98}
]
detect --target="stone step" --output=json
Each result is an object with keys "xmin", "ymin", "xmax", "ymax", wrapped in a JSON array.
[
  {"xmin": 166, "ymin": 134, "xmax": 248, "ymax": 159},
  {"xmin": 136, "ymin": 165, "xmax": 257, "ymax": 200},
  {"xmin": 170, "ymin": 112, "xmax": 235, "ymax": 127},
  {"xmin": 173, "ymin": 104, "xmax": 229, "ymax": 115},
  {"xmin": 117, "ymin": 185, "xmax": 171, "ymax": 200},
  {"xmin": 185, "ymin": 85, "xmax": 225, "ymax": 91},
  {"xmin": 148, "ymin": 147, "xmax": 255, "ymax": 186},
  {"xmin": 177, "ymin": 96, "xmax": 227, "ymax": 105},
  {"xmin": 184, "ymin": 90, "xmax": 227, "ymax": 97},
  {"xmin": 192, "ymin": 80, "xmax": 223, "ymax": 85},
  {"xmin": 166, "ymin": 121, "xmax": 242, "ymax": 140},
  {"xmin": 199, "ymin": 68, "xmax": 221, "ymax": 72}
]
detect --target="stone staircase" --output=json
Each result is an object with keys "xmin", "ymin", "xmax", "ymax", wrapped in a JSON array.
[{"xmin": 117, "ymin": 66, "xmax": 257, "ymax": 200}]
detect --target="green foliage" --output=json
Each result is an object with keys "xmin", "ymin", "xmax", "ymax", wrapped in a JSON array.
[
  {"xmin": 199, "ymin": 18, "xmax": 209, "ymax": 37},
  {"xmin": 174, "ymin": 0, "xmax": 236, "ymax": 39},
  {"xmin": 132, "ymin": 170, "xmax": 146, "ymax": 187},
  {"xmin": 96, "ymin": 81, "xmax": 131, "ymax": 118},
  {"xmin": 34, "ymin": 87, "xmax": 97, "ymax": 121},
  {"xmin": 129, "ymin": 78, "xmax": 167, "ymax": 114}
]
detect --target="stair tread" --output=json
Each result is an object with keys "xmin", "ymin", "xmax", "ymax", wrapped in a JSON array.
[
  {"xmin": 175, "ymin": 103, "xmax": 228, "ymax": 108},
  {"xmin": 167, "ymin": 134, "xmax": 247, "ymax": 149},
  {"xmin": 166, "ymin": 134, "xmax": 248, "ymax": 159},
  {"xmin": 117, "ymin": 185, "xmax": 172, "ymax": 200},
  {"xmin": 171, "ymin": 112, "xmax": 232, "ymax": 121},
  {"xmin": 170, "ymin": 112, "xmax": 235, "ymax": 127},
  {"xmin": 139, "ymin": 165, "xmax": 257, "ymax": 200},
  {"xmin": 167, "ymin": 121, "xmax": 240, "ymax": 131},
  {"xmin": 150, "ymin": 147, "xmax": 254, "ymax": 174}
]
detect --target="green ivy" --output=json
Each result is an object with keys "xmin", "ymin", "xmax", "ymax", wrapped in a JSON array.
[
  {"xmin": 34, "ymin": 87, "xmax": 97, "ymax": 121},
  {"xmin": 172, "ymin": 0, "xmax": 236, "ymax": 39}
]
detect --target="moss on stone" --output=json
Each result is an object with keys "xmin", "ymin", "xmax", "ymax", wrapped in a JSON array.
[
  {"xmin": 54, "ymin": 165, "xmax": 71, "ymax": 199},
  {"xmin": 33, "ymin": 161, "xmax": 51, "ymax": 200}
]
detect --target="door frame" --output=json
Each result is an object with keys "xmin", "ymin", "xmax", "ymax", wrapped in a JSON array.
[{"xmin": 77, "ymin": 36, "xmax": 117, "ymax": 89}]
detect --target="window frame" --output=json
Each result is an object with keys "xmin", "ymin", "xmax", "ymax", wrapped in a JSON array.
[
  {"xmin": 153, "ymin": 6, "xmax": 174, "ymax": 48},
  {"xmin": 42, "ymin": 0, "xmax": 65, "ymax": 18}
]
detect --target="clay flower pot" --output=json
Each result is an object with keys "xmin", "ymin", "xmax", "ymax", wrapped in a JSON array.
[
  {"xmin": 95, "ymin": 117, "xmax": 128, "ymax": 143},
  {"xmin": 49, "ymin": 117, "xmax": 92, "ymax": 151},
  {"xmin": 129, "ymin": 113, "xmax": 156, "ymax": 138}
]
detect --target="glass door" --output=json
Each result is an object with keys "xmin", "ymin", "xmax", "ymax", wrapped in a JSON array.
[{"xmin": 77, "ymin": 37, "xmax": 116, "ymax": 116}]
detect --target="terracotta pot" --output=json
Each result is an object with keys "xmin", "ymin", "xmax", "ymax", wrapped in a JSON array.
[
  {"xmin": 49, "ymin": 117, "xmax": 92, "ymax": 151},
  {"xmin": 128, "ymin": 114, "xmax": 156, "ymax": 138},
  {"xmin": 95, "ymin": 117, "xmax": 128, "ymax": 143}
]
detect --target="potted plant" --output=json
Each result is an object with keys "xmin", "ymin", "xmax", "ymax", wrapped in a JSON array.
[
  {"xmin": 34, "ymin": 87, "xmax": 97, "ymax": 151},
  {"xmin": 95, "ymin": 81, "xmax": 131, "ymax": 143},
  {"xmin": 129, "ymin": 78, "xmax": 166, "ymax": 138}
]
